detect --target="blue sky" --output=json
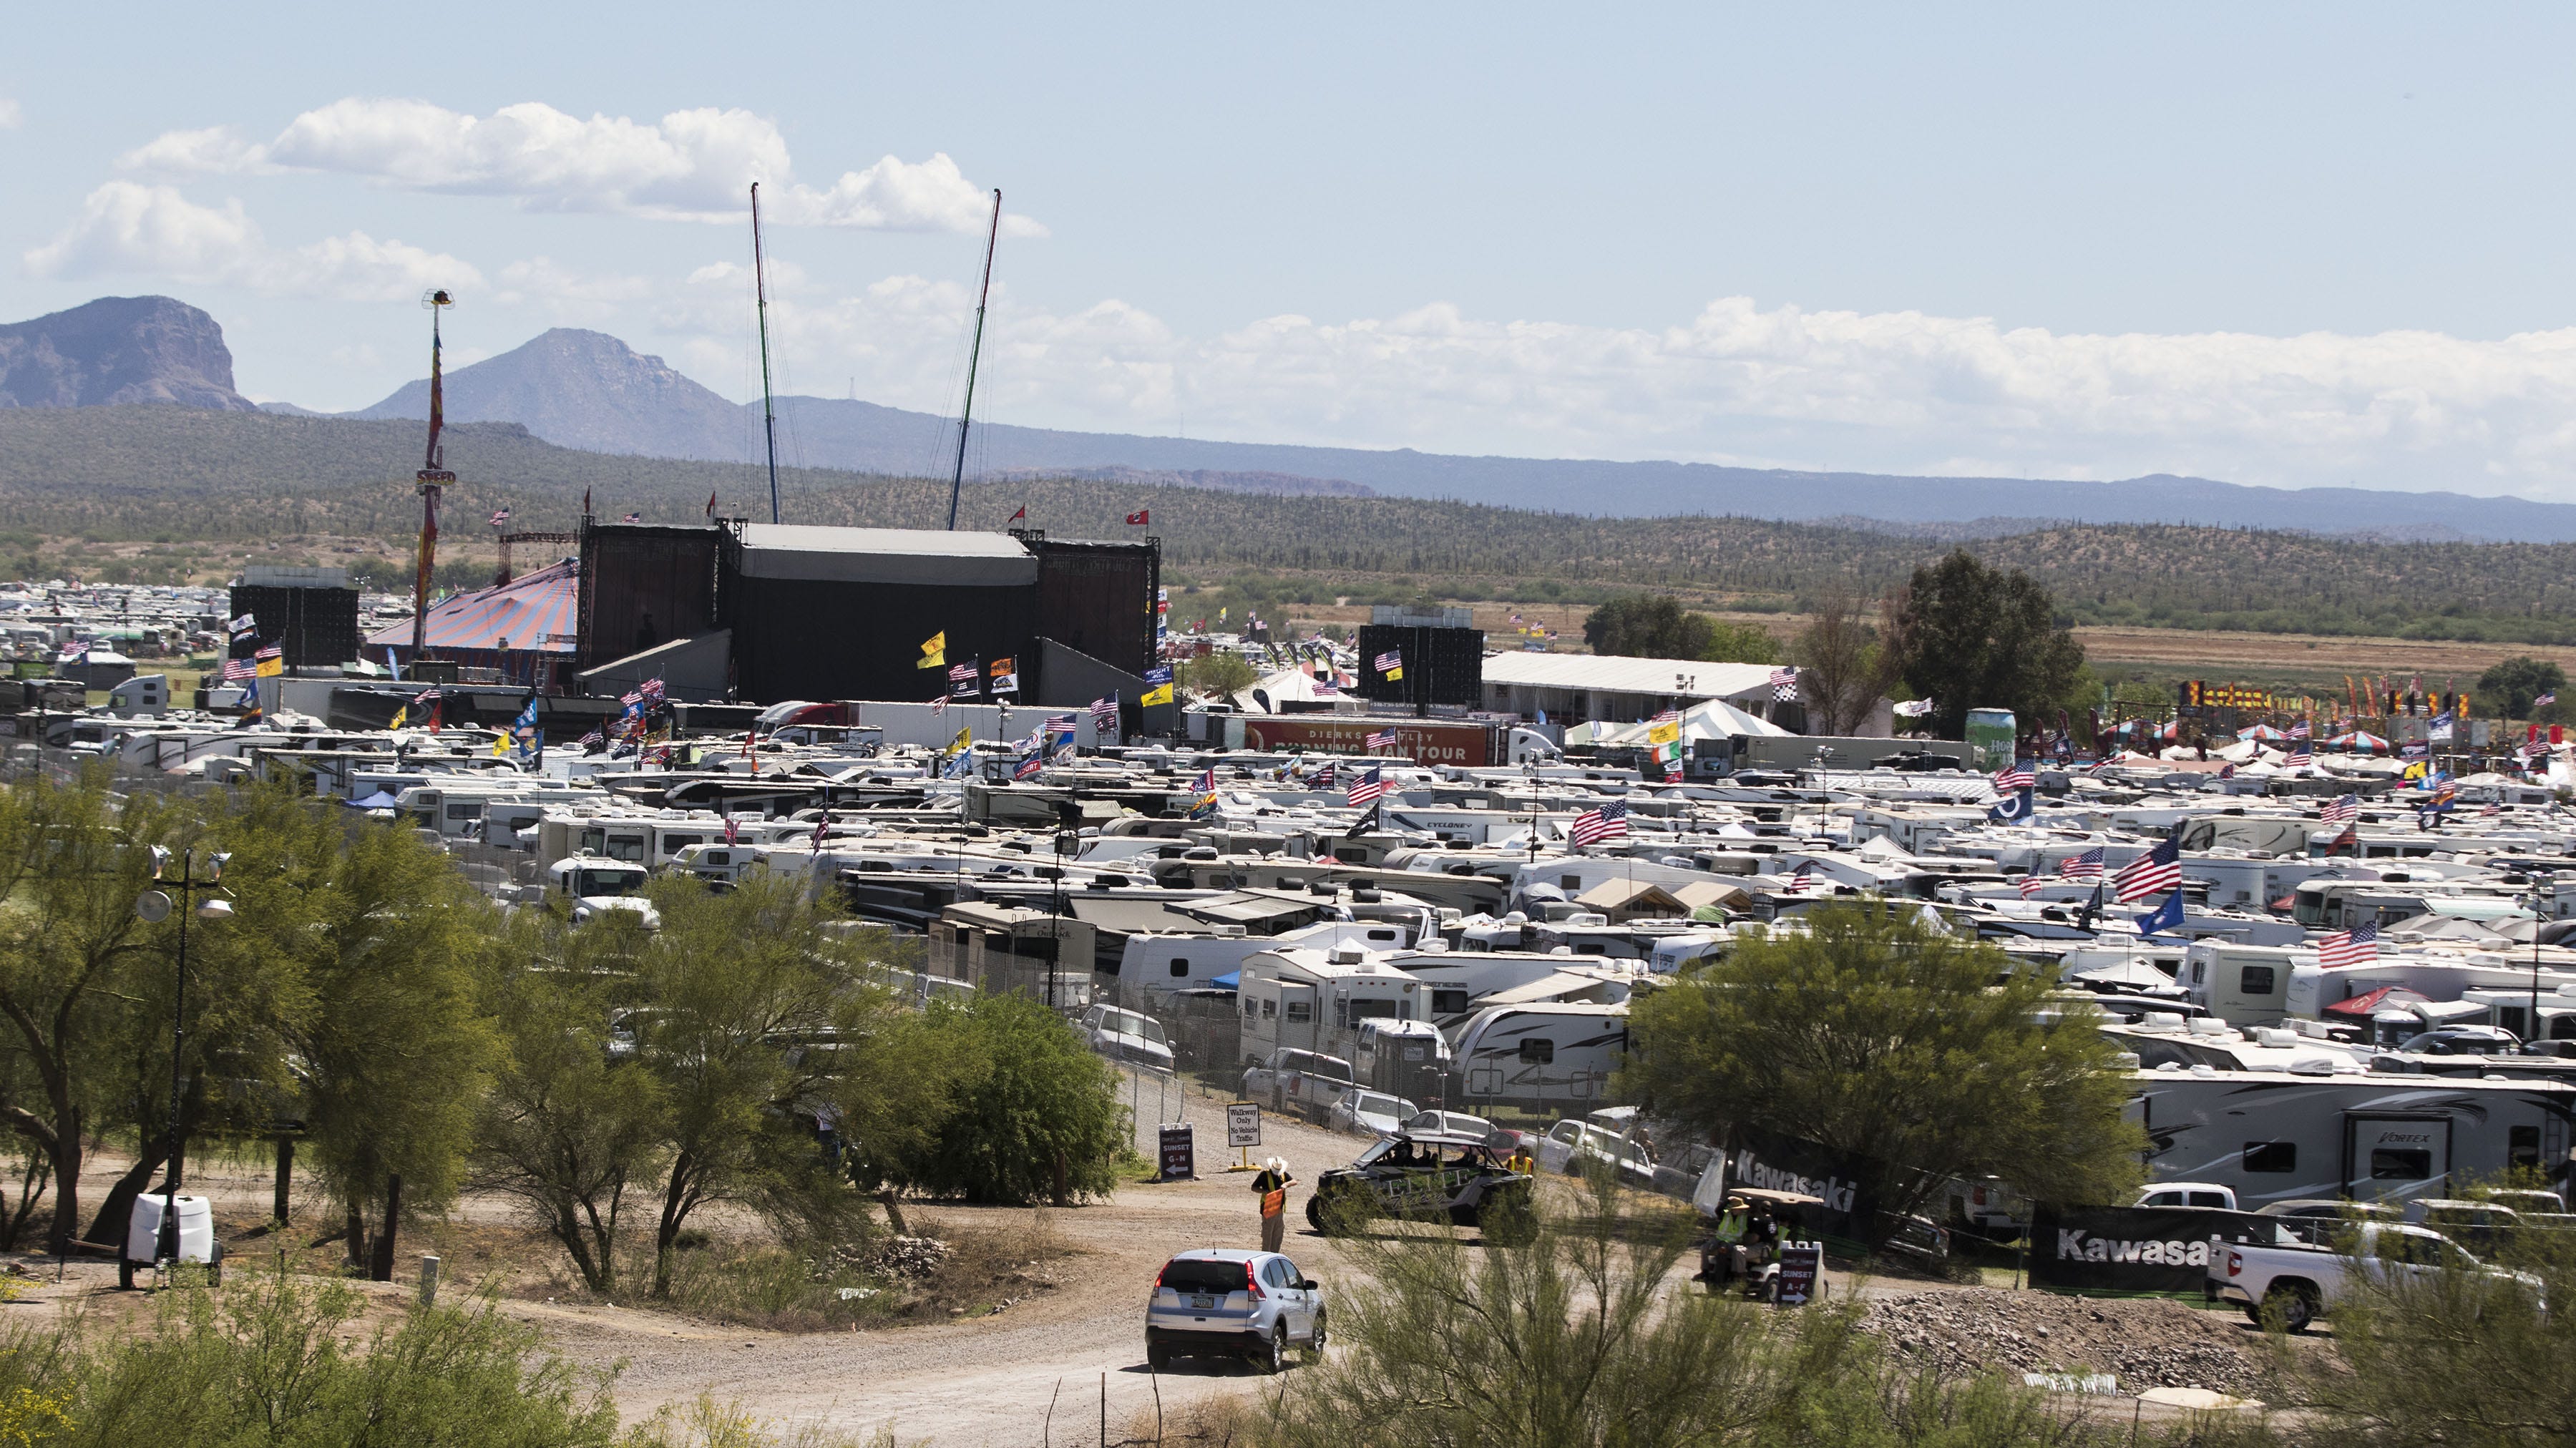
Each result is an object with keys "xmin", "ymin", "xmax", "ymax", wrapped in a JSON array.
[{"xmin": 11, "ymin": 5, "xmax": 2576, "ymax": 496}]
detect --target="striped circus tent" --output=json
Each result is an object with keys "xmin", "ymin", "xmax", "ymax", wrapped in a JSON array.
[{"xmin": 366, "ymin": 559, "xmax": 579, "ymax": 685}]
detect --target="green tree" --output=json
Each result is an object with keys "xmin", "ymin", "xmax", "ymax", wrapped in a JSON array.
[
  {"xmin": 472, "ymin": 939, "xmax": 668, "ymax": 1295},
  {"xmin": 1180, "ymin": 650, "xmax": 1259, "ymax": 700},
  {"xmin": 208, "ymin": 786, "xmax": 499, "ymax": 1273},
  {"xmin": 1888, "ymin": 550, "xmax": 2087, "ymax": 740},
  {"xmin": 1268, "ymin": 1175, "xmax": 2074, "ymax": 1448},
  {"xmin": 2478, "ymin": 655, "xmax": 2568, "ymax": 720},
  {"xmin": 0, "ymin": 772, "xmax": 206, "ymax": 1253},
  {"xmin": 630, "ymin": 874, "xmax": 884, "ymax": 1298},
  {"xmin": 1793, "ymin": 588, "xmax": 1901, "ymax": 735},
  {"xmin": 862, "ymin": 993, "xmax": 1127, "ymax": 1205},
  {"xmin": 1619, "ymin": 899, "xmax": 2143, "ymax": 1244},
  {"xmin": 1584, "ymin": 595, "xmax": 1780, "ymax": 664}
]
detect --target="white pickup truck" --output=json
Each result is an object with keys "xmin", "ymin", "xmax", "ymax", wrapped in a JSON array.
[{"xmin": 2206, "ymin": 1222, "xmax": 2534, "ymax": 1331}]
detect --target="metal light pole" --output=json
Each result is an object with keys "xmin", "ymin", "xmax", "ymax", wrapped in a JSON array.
[
  {"xmin": 137, "ymin": 848, "xmax": 230, "ymax": 1273},
  {"xmin": 2531, "ymin": 879, "xmax": 2549, "ymax": 1051}
]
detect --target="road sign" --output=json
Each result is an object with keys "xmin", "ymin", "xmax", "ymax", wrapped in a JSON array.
[
  {"xmin": 1226, "ymin": 1102, "xmax": 1262, "ymax": 1149},
  {"xmin": 1774, "ymin": 1241, "xmax": 1823, "ymax": 1306},
  {"xmin": 1158, "ymin": 1124, "xmax": 1196, "ymax": 1181}
]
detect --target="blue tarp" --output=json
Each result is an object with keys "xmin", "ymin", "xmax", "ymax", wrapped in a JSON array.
[{"xmin": 1210, "ymin": 972, "xmax": 1240, "ymax": 990}]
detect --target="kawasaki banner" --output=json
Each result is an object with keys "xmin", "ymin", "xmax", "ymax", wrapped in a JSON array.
[
  {"xmin": 1722, "ymin": 1125, "xmax": 1884, "ymax": 1247},
  {"xmin": 2029, "ymin": 1205, "xmax": 2274, "ymax": 1293}
]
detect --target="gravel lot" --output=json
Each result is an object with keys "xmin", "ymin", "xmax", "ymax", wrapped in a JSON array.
[{"xmin": 1863, "ymin": 1288, "xmax": 2280, "ymax": 1399}]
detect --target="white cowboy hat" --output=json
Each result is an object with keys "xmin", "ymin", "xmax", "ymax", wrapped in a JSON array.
[{"xmin": 1267, "ymin": 1156, "xmax": 1287, "ymax": 1172}]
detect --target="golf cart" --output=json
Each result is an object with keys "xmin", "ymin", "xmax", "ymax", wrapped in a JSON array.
[
  {"xmin": 1697, "ymin": 1186, "xmax": 1818, "ymax": 1301},
  {"xmin": 1307, "ymin": 1128, "xmax": 1536, "ymax": 1243}
]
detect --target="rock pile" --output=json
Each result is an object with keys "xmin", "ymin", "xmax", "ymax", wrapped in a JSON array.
[
  {"xmin": 805, "ymin": 1236, "xmax": 952, "ymax": 1283},
  {"xmin": 1860, "ymin": 1290, "xmax": 2272, "ymax": 1397}
]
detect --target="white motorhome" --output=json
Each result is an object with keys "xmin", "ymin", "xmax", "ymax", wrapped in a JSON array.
[
  {"xmin": 1116, "ymin": 919, "xmax": 1411, "ymax": 999},
  {"xmin": 1236, "ymin": 946, "xmax": 1426, "ymax": 1067},
  {"xmin": 1447, "ymin": 1001, "xmax": 1631, "ymax": 1110},
  {"xmin": 1381, "ymin": 948, "xmax": 1636, "ymax": 1027},
  {"xmin": 2181, "ymin": 942, "xmax": 2310, "ymax": 1025},
  {"xmin": 2129, "ymin": 1067, "xmax": 2576, "ymax": 1210}
]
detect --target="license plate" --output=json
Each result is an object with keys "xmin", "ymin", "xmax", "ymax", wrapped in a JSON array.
[{"xmin": 1191, "ymin": 1295, "xmax": 1214, "ymax": 1309}]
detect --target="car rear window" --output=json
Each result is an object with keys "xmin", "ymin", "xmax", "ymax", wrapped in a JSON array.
[{"xmin": 1160, "ymin": 1259, "xmax": 1249, "ymax": 1295}]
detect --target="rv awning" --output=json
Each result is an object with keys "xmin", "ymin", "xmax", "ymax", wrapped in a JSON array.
[{"xmin": 2325, "ymin": 986, "xmax": 2430, "ymax": 1017}]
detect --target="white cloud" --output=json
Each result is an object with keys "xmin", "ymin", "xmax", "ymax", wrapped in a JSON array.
[
  {"xmin": 493, "ymin": 256, "xmax": 654, "ymax": 323},
  {"xmin": 645, "ymin": 275, "xmax": 2576, "ymax": 496},
  {"xmin": 22, "ymin": 181, "xmax": 482, "ymax": 301},
  {"xmin": 121, "ymin": 99, "xmax": 1042, "ymax": 235}
]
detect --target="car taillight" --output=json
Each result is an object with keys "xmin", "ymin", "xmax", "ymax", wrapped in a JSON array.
[
  {"xmin": 1245, "ymin": 1262, "xmax": 1264, "ymax": 1300},
  {"xmin": 2227, "ymin": 1251, "xmax": 2242, "ymax": 1278}
]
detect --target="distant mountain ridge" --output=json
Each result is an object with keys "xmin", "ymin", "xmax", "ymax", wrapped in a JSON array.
[
  {"xmin": 0, "ymin": 296, "xmax": 255, "ymax": 411},
  {"xmin": 336, "ymin": 326, "xmax": 2576, "ymax": 540},
  {"xmin": 11, "ymin": 298, "xmax": 2576, "ymax": 540}
]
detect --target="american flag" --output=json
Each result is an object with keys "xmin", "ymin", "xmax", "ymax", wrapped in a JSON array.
[
  {"xmin": 2057, "ymin": 847, "xmax": 2105, "ymax": 879},
  {"xmin": 1091, "ymin": 695, "xmax": 1120, "ymax": 729},
  {"xmin": 1365, "ymin": 728, "xmax": 1398, "ymax": 752},
  {"xmin": 2318, "ymin": 920, "xmax": 2380, "ymax": 968},
  {"xmin": 2326, "ymin": 823, "xmax": 2358, "ymax": 855},
  {"xmin": 221, "ymin": 657, "xmax": 254, "ymax": 683},
  {"xmin": 1782, "ymin": 861, "xmax": 1816, "ymax": 894},
  {"xmin": 1044, "ymin": 712, "xmax": 1077, "ymax": 738},
  {"xmin": 2113, "ymin": 836, "xmax": 2182, "ymax": 904},
  {"xmin": 489, "ymin": 508, "xmax": 511, "ymax": 527},
  {"xmin": 2539, "ymin": 690, "xmax": 2560, "ymax": 708},
  {"xmin": 638, "ymin": 677, "xmax": 665, "ymax": 703},
  {"xmin": 2481, "ymin": 801, "xmax": 2502, "ymax": 816},
  {"xmin": 2321, "ymin": 794, "xmax": 2359, "ymax": 824},
  {"xmin": 577, "ymin": 729, "xmax": 605, "ymax": 748},
  {"xmin": 949, "ymin": 662, "xmax": 977, "ymax": 684},
  {"xmin": 2288, "ymin": 720, "xmax": 2311, "ymax": 740},
  {"xmin": 1567, "ymin": 800, "xmax": 1628, "ymax": 846},
  {"xmin": 2285, "ymin": 743, "xmax": 2313, "ymax": 768},
  {"xmin": 253, "ymin": 643, "xmax": 283, "ymax": 661},
  {"xmin": 930, "ymin": 694, "xmax": 948, "ymax": 715},
  {"xmin": 1652, "ymin": 708, "xmax": 1681, "ymax": 725},
  {"xmin": 1373, "ymin": 650, "xmax": 1402, "ymax": 675},
  {"xmin": 1311, "ymin": 763, "xmax": 1338, "ymax": 791},
  {"xmin": 1993, "ymin": 760, "xmax": 2036, "ymax": 792},
  {"xmin": 723, "ymin": 815, "xmax": 739, "ymax": 846},
  {"xmin": 623, "ymin": 513, "xmax": 642, "ymax": 524},
  {"xmin": 2019, "ymin": 873, "xmax": 2046, "ymax": 899},
  {"xmin": 1347, "ymin": 765, "xmax": 1387, "ymax": 807},
  {"xmin": 1769, "ymin": 667, "xmax": 1799, "ymax": 702}
]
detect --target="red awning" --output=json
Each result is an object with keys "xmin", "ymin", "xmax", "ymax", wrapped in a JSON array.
[{"xmin": 2323, "ymin": 986, "xmax": 2431, "ymax": 1017}]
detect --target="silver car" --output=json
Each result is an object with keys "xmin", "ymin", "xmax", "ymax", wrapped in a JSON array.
[{"xmin": 1144, "ymin": 1248, "xmax": 1324, "ymax": 1373}]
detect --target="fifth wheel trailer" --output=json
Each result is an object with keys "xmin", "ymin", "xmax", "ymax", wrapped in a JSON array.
[{"xmin": 2129, "ymin": 1068, "xmax": 2576, "ymax": 1210}]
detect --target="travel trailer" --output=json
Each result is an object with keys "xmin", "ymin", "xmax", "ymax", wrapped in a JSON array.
[
  {"xmin": 2129, "ymin": 1067, "xmax": 2576, "ymax": 1210},
  {"xmin": 1446, "ymin": 1001, "xmax": 1631, "ymax": 1110}
]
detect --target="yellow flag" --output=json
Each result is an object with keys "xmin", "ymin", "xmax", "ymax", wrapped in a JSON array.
[
  {"xmin": 917, "ymin": 632, "xmax": 947, "ymax": 668},
  {"xmin": 255, "ymin": 654, "xmax": 284, "ymax": 678},
  {"xmin": 947, "ymin": 725, "xmax": 973, "ymax": 755},
  {"xmin": 1647, "ymin": 720, "xmax": 1682, "ymax": 747},
  {"xmin": 387, "ymin": 705, "xmax": 407, "ymax": 731},
  {"xmin": 1141, "ymin": 683, "xmax": 1174, "ymax": 708},
  {"xmin": 492, "ymin": 732, "xmax": 509, "ymax": 758}
]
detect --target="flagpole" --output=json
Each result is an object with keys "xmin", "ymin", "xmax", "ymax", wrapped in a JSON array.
[
  {"xmin": 947, "ymin": 190, "xmax": 1002, "ymax": 532},
  {"xmin": 751, "ymin": 182, "xmax": 783, "ymax": 527}
]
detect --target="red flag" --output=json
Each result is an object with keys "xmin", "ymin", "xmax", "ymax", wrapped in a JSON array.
[
  {"xmin": 1008, "ymin": 505, "xmax": 1027, "ymax": 522},
  {"xmin": 1126, "ymin": 509, "xmax": 1149, "ymax": 525},
  {"xmin": 706, "ymin": 490, "xmax": 718, "ymax": 519},
  {"xmin": 582, "ymin": 486, "xmax": 592, "ymax": 517}
]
